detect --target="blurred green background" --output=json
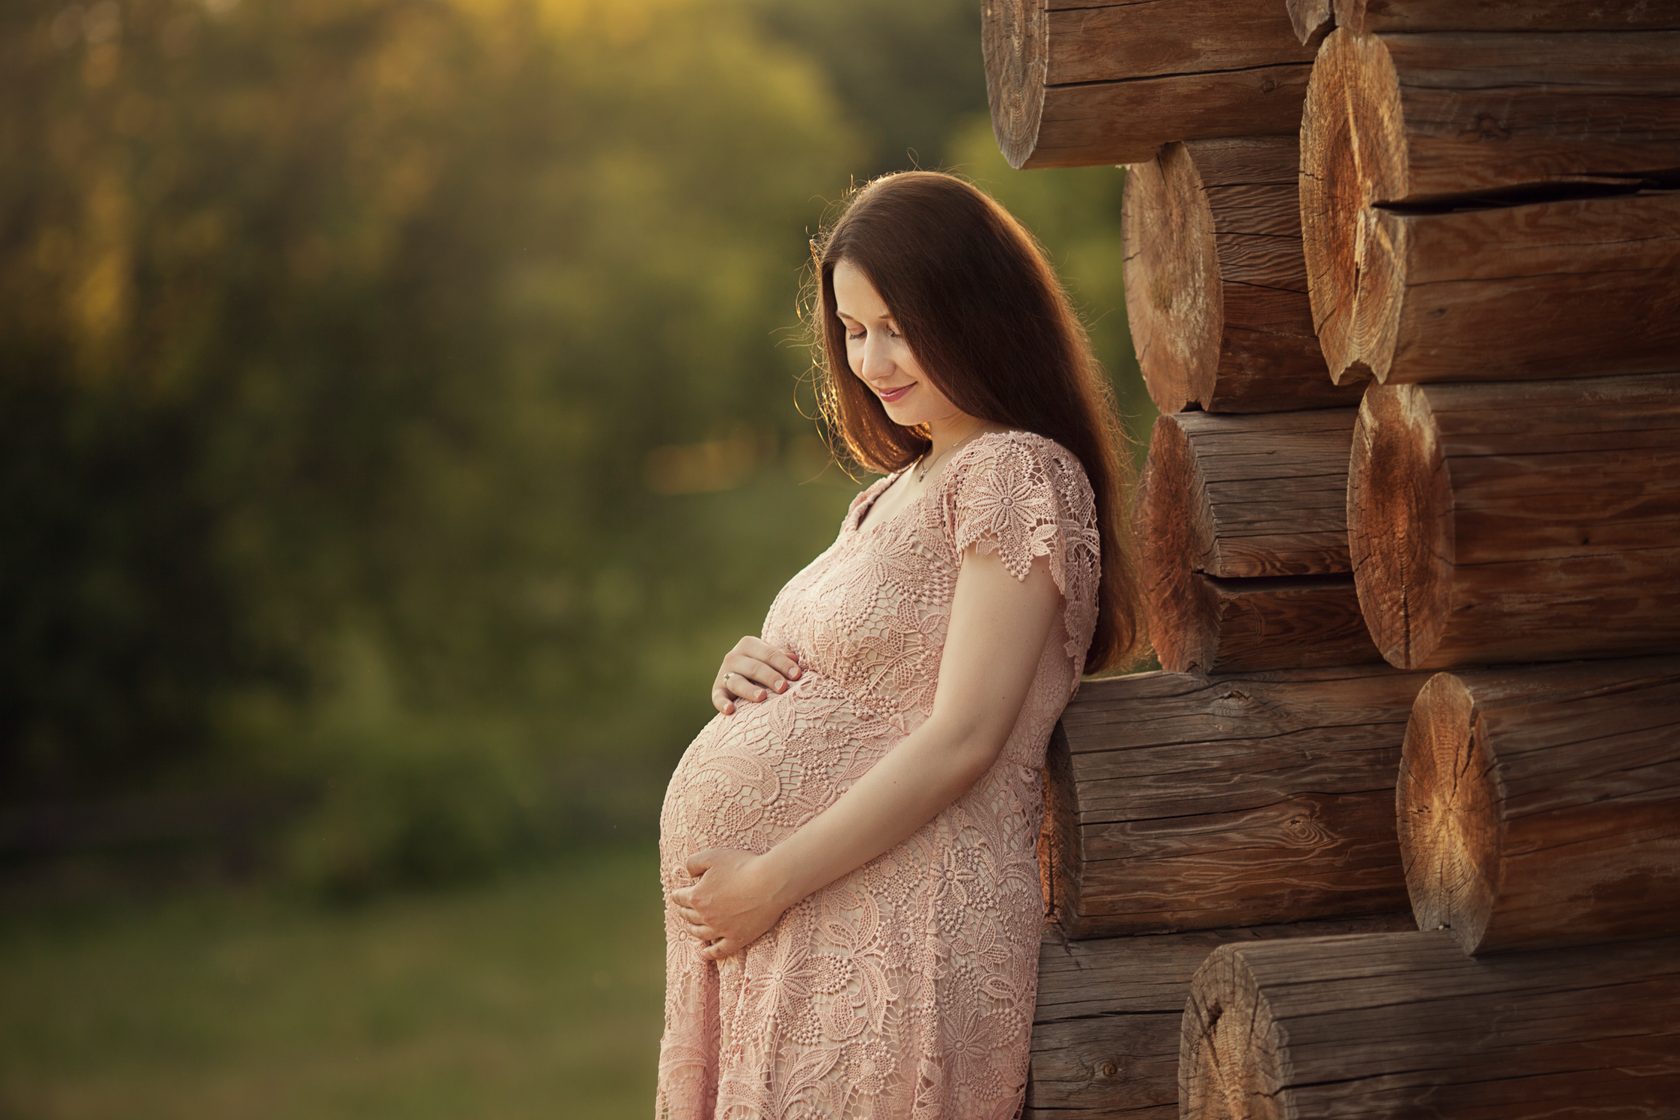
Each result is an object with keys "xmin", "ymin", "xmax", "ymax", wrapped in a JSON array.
[{"xmin": 0, "ymin": 0, "xmax": 1155, "ymax": 1115}]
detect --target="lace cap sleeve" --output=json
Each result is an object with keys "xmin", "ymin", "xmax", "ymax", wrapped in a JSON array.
[{"xmin": 938, "ymin": 431, "xmax": 1102, "ymax": 672}]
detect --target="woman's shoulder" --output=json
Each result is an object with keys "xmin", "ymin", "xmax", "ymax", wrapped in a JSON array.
[
  {"xmin": 945, "ymin": 428, "xmax": 1091, "ymax": 495},
  {"xmin": 936, "ymin": 427, "xmax": 1101, "ymax": 586},
  {"xmin": 952, "ymin": 426, "xmax": 1074, "ymax": 459}
]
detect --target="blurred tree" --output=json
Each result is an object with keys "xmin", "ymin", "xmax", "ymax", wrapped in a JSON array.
[
  {"xmin": 739, "ymin": 0, "xmax": 985, "ymax": 176},
  {"xmin": 0, "ymin": 0, "xmax": 862, "ymax": 890}
]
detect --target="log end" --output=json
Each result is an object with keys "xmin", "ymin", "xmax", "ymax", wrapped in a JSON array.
[
  {"xmin": 1042, "ymin": 723, "xmax": 1086, "ymax": 930},
  {"xmin": 1397, "ymin": 671, "xmax": 1498, "ymax": 955},
  {"xmin": 982, "ymin": 0, "xmax": 1047, "ymax": 171},
  {"xmin": 1124, "ymin": 143, "xmax": 1223, "ymax": 415},
  {"xmin": 1330, "ymin": 357, "xmax": 1376, "ymax": 388},
  {"xmin": 1181, "ymin": 943, "xmax": 1288, "ymax": 1120},
  {"xmin": 1347, "ymin": 384, "xmax": 1454, "ymax": 669},
  {"xmin": 1287, "ymin": 0, "xmax": 1335, "ymax": 47},
  {"xmin": 1136, "ymin": 414, "xmax": 1221, "ymax": 673},
  {"xmin": 1330, "ymin": 0, "xmax": 1375, "ymax": 37},
  {"xmin": 1299, "ymin": 29, "xmax": 1408, "ymax": 387}
]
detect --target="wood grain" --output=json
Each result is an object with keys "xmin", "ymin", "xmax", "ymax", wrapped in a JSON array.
[
  {"xmin": 1043, "ymin": 666, "xmax": 1431, "ymax": 938},
  {"xmin": 1347, "ymin": 374, "xmax": 1680, "ymax": 669},
  {"xmin": 1135, "ymin": 409, "xmax": 1379, "ymax": 672},
  {"xmin": 1398, "ymin": 655, "xmax": 1680, "ymax": 955},
  {"xmin": 1182, "ymin": 928, "xmax": 1680, "ymax": 1119},
  {"xmin": 985, "ymin": 0, "xmax": 1315, "ymax": 168},
  {"xmin": 1124, "ymin": 138, "xmax": 1362, "ymax": 412}
]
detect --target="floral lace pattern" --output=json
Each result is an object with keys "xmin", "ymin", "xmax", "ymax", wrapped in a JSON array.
[{"xmin": 657, "ymin": 429, "xmax": 1100, "ymax": 1119}]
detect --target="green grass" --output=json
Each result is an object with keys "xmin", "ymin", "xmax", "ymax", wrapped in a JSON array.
[{"xmin": 0, "ymin": 840, "xmax": 665, "ymax": 1119}]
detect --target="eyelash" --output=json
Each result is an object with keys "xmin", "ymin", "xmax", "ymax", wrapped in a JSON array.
[{"xmin": 845, "ymin": 326, "xmax": 900, "ymax": 340}]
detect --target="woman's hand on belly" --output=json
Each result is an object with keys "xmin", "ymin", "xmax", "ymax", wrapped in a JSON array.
[
  {"xmin": 671, "ymin": 846, "xmax": 799, "ymax": 962},
  {"xmin": 712, "ymin": 635, "xmax": 804, "ymax": 716}
]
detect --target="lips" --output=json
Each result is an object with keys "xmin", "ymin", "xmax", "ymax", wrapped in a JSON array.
[{"xmin": 876, "ymin": 383, "xmax": 913, "ymax": 403}]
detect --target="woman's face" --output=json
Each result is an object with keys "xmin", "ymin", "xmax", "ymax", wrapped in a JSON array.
[{"xmin": 831, "ymin": 258, "xmax": 969, "ymax": 431}]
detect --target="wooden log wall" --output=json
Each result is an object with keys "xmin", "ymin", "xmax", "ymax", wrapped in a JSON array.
[
  {"xmin": 1396, "ymin": 656, "xmax": 1680, "ymax": 956},
  {"xmin": 1347, "ymin": 375, "xmax": 1680, "ymax": 670},
  {"xmin": 1030, "ymin": 912, "xmax": 1412, "ymax": 1117},
  {"xmin": 1181, "ymin": 929, "xmax": 1680, "ymax": 1118},
  {"xmin": 1042, "ymin": 666, "xmax": 1429, "ymax": 939},
  {"xmin": 983, "ymin": 2, "xmax": 1680, "ymax": 1117},
  {"xmin": 1120, "ymin": 137, "xmax": 1360, "ymax": 414},
  {"xmin": 1134, "ymin": 408, "xmax": 1375, "ymax": 673},
  {"xmin": 984, "ymin": 0, "xmax": 1317, "ymax": 168},
  {"xmin": 1297, "ymin": 29, "xmax": 1680, "ymax": 387}
]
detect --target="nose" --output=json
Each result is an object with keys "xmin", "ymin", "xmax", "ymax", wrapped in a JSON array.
[{"xmin": 858, "ymin": 331, "xmax": 894, "ymax": 383}]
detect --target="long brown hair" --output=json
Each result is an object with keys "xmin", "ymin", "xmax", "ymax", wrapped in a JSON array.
[{"xmin": 799, "ymin": 170, "xmax": 1148, "ymax": 675}]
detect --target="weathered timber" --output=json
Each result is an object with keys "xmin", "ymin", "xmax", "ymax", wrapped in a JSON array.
[
  {"xmin": 1042, "ymin": 666, "xmax": 1431, "ymax": 939},
  {"xmin": 1286, "ymin": 0, "xmax": 1334, "ymax": 46},
  {"xmin": 1398, "ymin": 655, "xmax": 1680, "ymax": 956},
  {"xmin": 1123, "ymin": 138, "xmax": 1362, "ymax": 414},
  {"xmin": 983, "ymin": 0, "xmax": 1315, "ymax": 168},
  {"xmin": 1025, "ymin": 912, "xmax": 1412, "ymax": 1118},
  {"xmin": 1346, "ymin": 375, "xmax": 1680, "ymax": 670},
  {"xmin": 1181, "ymin": 928, "xmax": 1680, "ymax": 1119},
  {"xmin": 1311, "ymin": 188, "xmax": 1680, "ymax": 386},
  {"xmin": 1300, "ymin": 28, "xmax": 1680, "ymax": 206},
  {"xmin": 1332, "ymin": 0, "xmax": 1680, "ymax": 36},
  {"xmin": 1300, "ymin": 27, "xmax": 1680, "ymax": 384},
  {"xmin": 1134, "ymin": 409, "xmax": 1378, "ymax": 673}
]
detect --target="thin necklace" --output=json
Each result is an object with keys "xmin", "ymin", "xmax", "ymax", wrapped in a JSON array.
[{"xmin": 914, "ymin": 424, "xmax": 990, "ymax": 483}]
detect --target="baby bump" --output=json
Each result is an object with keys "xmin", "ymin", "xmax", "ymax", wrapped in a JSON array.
[{"xmin": 659, "ymin": 670, "xmax": 902, "ymax": 873}]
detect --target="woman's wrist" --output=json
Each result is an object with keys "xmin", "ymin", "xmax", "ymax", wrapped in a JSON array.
[{"xmin": 758, "ymin": 842, "xmax": 809, "ymax": 912}]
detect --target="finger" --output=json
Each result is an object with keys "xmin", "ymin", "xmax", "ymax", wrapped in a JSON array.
[
  {"xmin": 711, "ymin": 680, "xmax": 735, "ymax": 715},
  {"xmin": 743, "ymin": 638, "xmax": 803, "ymax": 684},
  {"xmin": 739, "ymin": 657, "xmax": 794, "ymax": 698},
  {"xmin": 721, "ymin": 664, "xmax": 763, "ymax": 701},
  {"xmin": 703, "ymin": 938, "xmax": 733, "ymax": 961},
  {"xmin": 772, "ymin": 649, "xmax": 802, "ymax": 681},
  {"xmin": 738, "ymin": 635, "xmax": 778, "ymax": 663},
  {"xmin": 719, "ymin": 662, "xmax": 772, "ymax": 703},
  {"xmin": 714, "ymin": 665, "xmax": 755, "ymax": 713}
]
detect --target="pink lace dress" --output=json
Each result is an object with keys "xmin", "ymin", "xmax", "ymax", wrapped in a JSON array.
[{"xmin": 656, "ymin": 428, "xmax": 1101, "ymax": 1120}]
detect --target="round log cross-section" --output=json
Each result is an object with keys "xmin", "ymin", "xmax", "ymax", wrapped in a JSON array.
[
  {"xmin": 1346, "ymin": 375, "xmax": 1680, "ymax": 670},
  {"xmin": 1397, "ymin": 656, "xmax": 1680, "ymax": 956},
  {"xmin": 1300, "ymin": 29, "xmax": 1680, "ymax": 386},
  {"xmin": 1123, "ymin": 138, "xmax": 1362, "ymax": 414}
]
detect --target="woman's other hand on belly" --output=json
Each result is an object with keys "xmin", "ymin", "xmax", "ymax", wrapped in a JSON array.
[{"xmin": 671, "ymin": 847, "xmax": 799, "ymax": 961}]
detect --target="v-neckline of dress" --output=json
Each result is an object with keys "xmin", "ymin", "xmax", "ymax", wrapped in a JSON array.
[
  {"xmin": 848, "ymin": 428, "xmax": 1022, "ymax": 538},
  {"xmin": 850, "ymin": 466, "xmax": 921, "ymax": 537}
]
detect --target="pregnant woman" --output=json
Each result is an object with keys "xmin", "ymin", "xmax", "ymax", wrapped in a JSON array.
[{"xmin": 656, "ymin": 170, "xmax": 1144, "ymax": 1119}]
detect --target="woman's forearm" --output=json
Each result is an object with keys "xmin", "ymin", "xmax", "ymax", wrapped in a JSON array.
[{"xmin": 758, "ymin": 716, "xmax": 994, "ymax": 910}]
